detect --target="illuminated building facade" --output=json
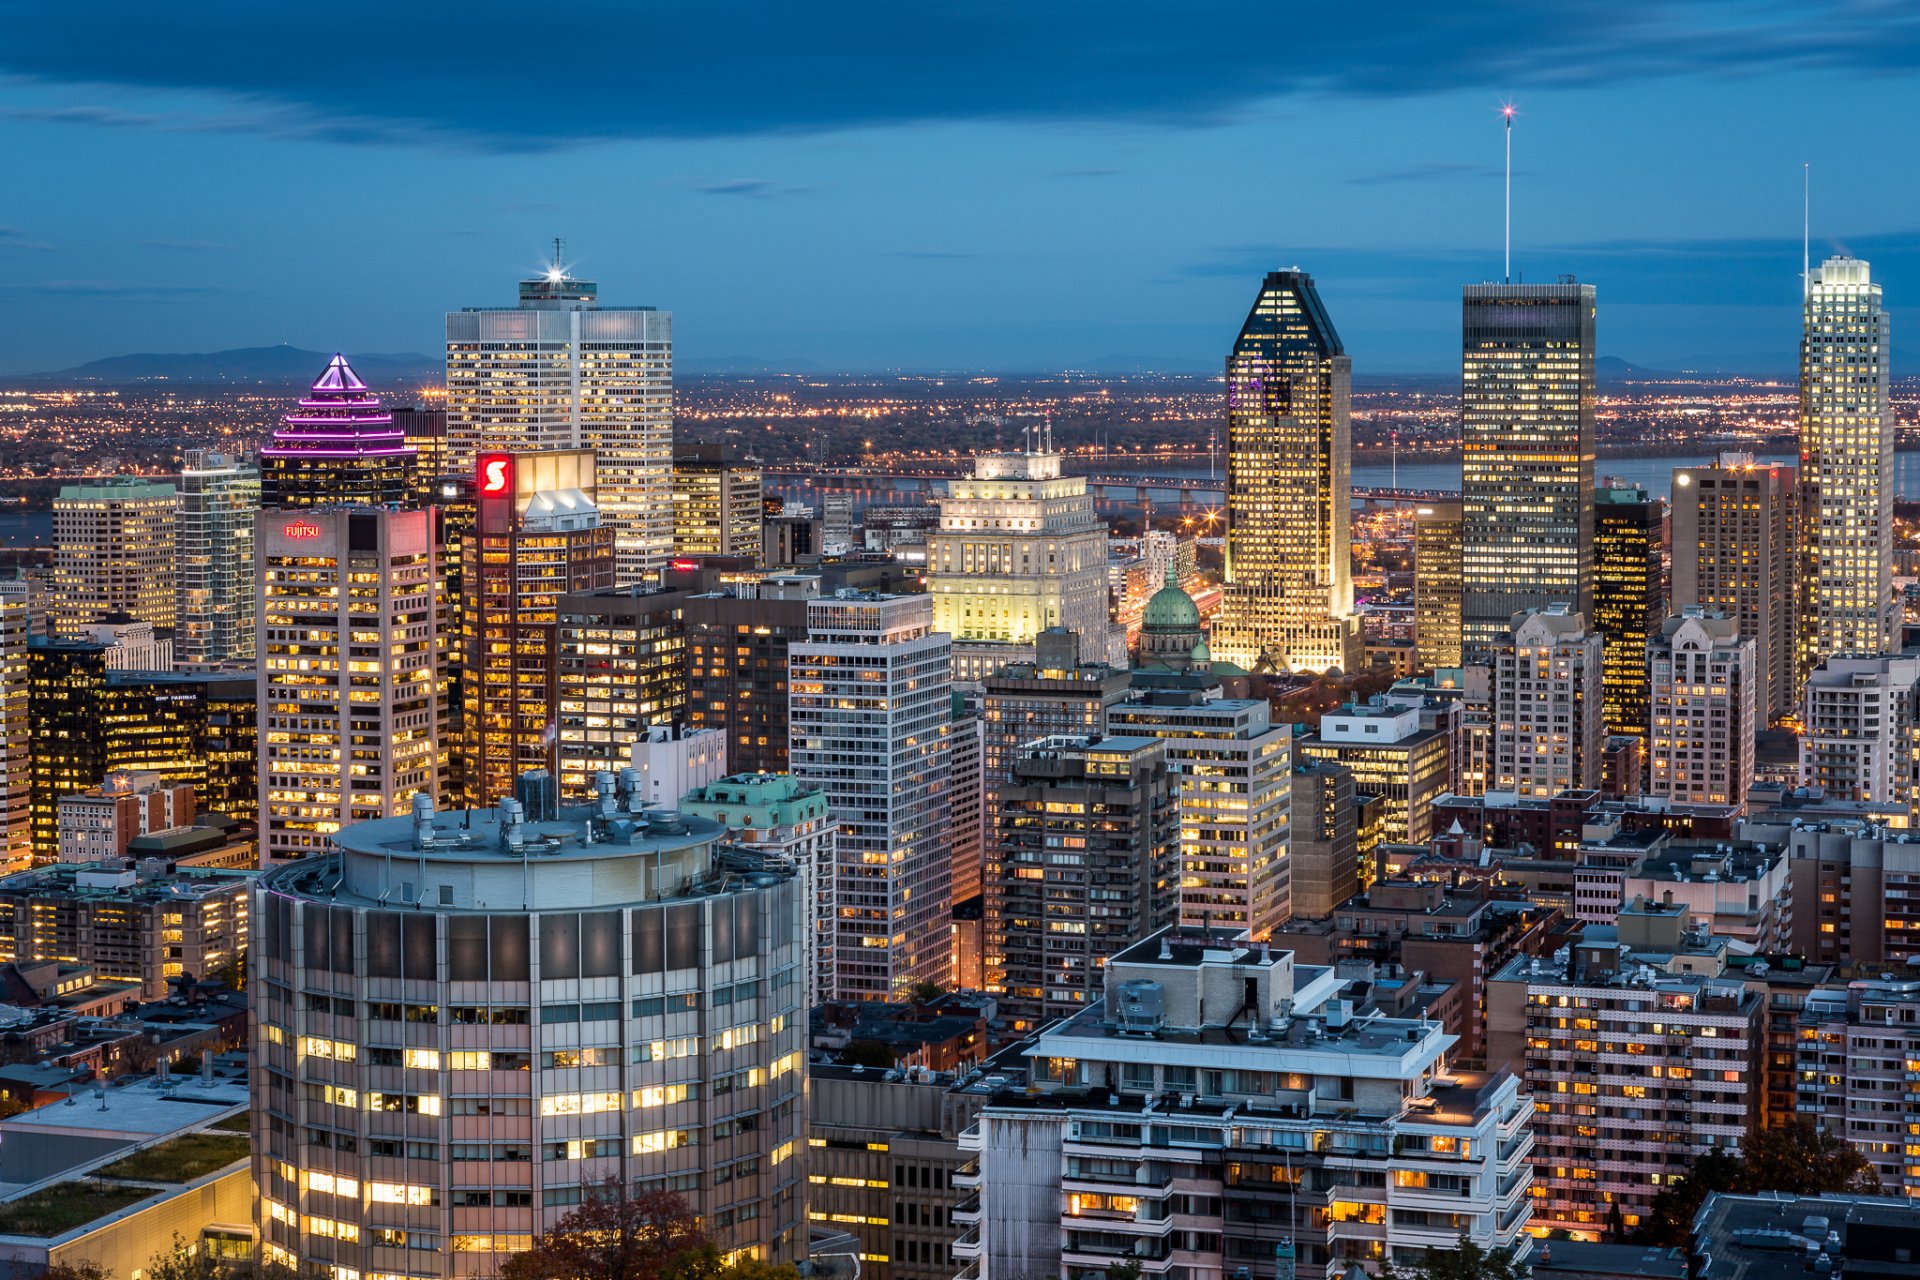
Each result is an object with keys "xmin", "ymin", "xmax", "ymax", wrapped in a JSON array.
[
  {"xmin": 0, "ymin": 590, "xmax": 25, "ymax": 870},
  {"xmin": 260, "ymin": 355, "xmax": 415, "ymax": 511},
  {"xmin": 1671, "ymin": 454, "xmax": 1800, "ymax": 722},
  {"xmin": 1461, "ymin": 281, "xmax": 1596, "ymax": 657},
  {"xmin": 1492, "ymin": 606, "xmax": 1604, "ymax": 797},
  {"xmin": 1213, "ymin": 270, "xmax": 1362, "ymax": 674},
  {"xmin": 391, "ymin": 404, "xmax": 449, "ymax": 504},
  {"xmin": 1593, "ymin": 485, "xmax": 1663, "ymax": 742},
  {"xmin": 51, "ymin": 477, "xmax": 178, "ymax": 637},
  {"xmin": 683, "ymin": 575, "xmax": 818, "ymax": 778},
  {"xmin": 253, "ymin": 793, "xmax": 806, "ymax": 1275},
  {"xmin": 1803, "ymin": 255, "xmax": 1893, "ymax": 662},
  {"xmin": 554, "ymin": 587, "xmax": 688, "ymax": 799},
  {"xmin": 1299, "ymin": 701, "xmax": 1451, "ymax": 847},
  {"xmin": 789, "ymin": 593, "xmax": 953, "ymax": 1000},
  {"xmin": 1414, "ymin": 499, "xmax": 1464, "ymax": 672},
  {"xmin": 447, "ymin": 259, "xmax": 673, "ymax": 582},
  {"xmin": 671, "ymin": 443, "xmax": 763, "ymax": 565},
  {"xmin": 926, "ymin": 432, "xmax": 1117, "ymax": 683},
  {"xmin": 257, "ymin": 507, "xmax": 439, "ymax": 861},
  {"xmin": 461, "ymin": 451, "xmax": 617, "ymax": 807},
  {"xmin": 1798, "ymin": 653, "xmax": 1920, "ymax": 818},
  {"xmin": 1647, "ymin": 610, "xmax": 1757, "ymax": 807},
  {"xmin": 177, "ymin": 450, "xmax": 261, "ymax": 672}
]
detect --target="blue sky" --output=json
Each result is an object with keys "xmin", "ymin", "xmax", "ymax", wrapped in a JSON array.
[{"xmin": 1, "ymin": 1, "xmax": 1917, "ymax": 374}]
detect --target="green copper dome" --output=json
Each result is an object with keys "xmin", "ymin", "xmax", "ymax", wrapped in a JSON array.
[{"xmin": 1142, "ymin": 567, "xmax": 1201, "ymax": 632}]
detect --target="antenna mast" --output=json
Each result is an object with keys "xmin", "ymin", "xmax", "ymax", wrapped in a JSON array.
[
  {"xmin": 1502, "ymin": 103, "xmax": 1516, "ymax": 283},
  {"xmin": 553, "ymin": 236, "xmax": 565, "ymax": 277}
]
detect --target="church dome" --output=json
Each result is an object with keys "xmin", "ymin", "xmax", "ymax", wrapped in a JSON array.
[{"xmin": 1142, "ymin": 571, "xmax": 1200, "ymax": 632}]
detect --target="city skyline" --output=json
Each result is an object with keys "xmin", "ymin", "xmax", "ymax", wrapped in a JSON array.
[{"xmin": 1, "ymin": 3, "xmax": 1919, "ymax": 375}]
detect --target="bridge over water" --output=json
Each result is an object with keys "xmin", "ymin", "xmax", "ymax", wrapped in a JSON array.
[{"xmin": 763, "ymin": 466, "xmax": 1454, "ymax": 513}]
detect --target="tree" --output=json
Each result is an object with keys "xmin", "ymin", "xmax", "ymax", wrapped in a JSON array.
[
  {"xmin": 663, "ymin": 1241, "xmax": 800, "ymax": 1280},
  {"xmin": 1105, "ymin": 1261, "xmax": 1144, "ymax": 1280},
  {"xmin": 1385, "ymin": 1236, "xmax": 1522, "ymax": 1280},
  {"xmin": 1637, "ymin": 1121, "xmax": 1881, "ymax": 1247},
  {"xmin": 501, "ymin": 1186, "xmax": 707, "ymax": 1280},
  {"xmin": 145, "ymin": 1235, "xmax": 299, "ymax": 1280},
  {"xmin": 43, "ymin": 1260, "xmax": 110, "ymax": 1280}
]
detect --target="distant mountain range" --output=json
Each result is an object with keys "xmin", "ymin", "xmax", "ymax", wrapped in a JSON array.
[{"xmin": 10, "ymin": 344, "xmax": 442, "ymax": 388}]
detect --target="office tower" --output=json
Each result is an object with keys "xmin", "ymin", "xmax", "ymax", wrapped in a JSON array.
[
  {"xmin": 554, "ymin": 587, "xmax": 689, "ymax": 798},
  {"xmin": 1212, "ymin": 270, "xmax": 1362, "ymax": 674},
  {"xmin": 996, "ymin": 734, "xmax": 1175, "ymax": 1032},
  {"xmin": 789, "ymin": 593, "xmax": 953, "ymax": 1000},
  {"xmin": 1492, "ymin": 606, "xmax": 1604, "ymax": 797},
  {"xmin": 28, "ymin": 639, "xmax": 111, "ymax": 859},
  {"xmin": 1593, "ymin": 485, "xmax": 1663, "ymax": 741},
  {"xmin": 1672, "ymin": 455, "xmax": 1800, "ymax": 722},
  {"xmin": 259, "ymin": 354, "xmax": 415, "ymax": 510},
  {"xmin": 1288, "ymin": 759, "xmax": 1358, "ymax": 920},
  {"xmin": 1803, "ymin": 255, "xmax": 1894, "ymax": 663},
  {"xmin": 0, "ymin": 591, "xmax": 25, "ymax": 871},
  {"xmin": 926, "ymin": 431, "xmax": 1118, "ymax": 682},
  {"xmin": 1799, "ymin": 653, "xmax": 1920, "ymax": 817},
  {"xmin": 671, "ymin": 443, "xmax": 763, "ymax": 564},
  {"xmin": 1460, "ymin": 280, "xmax": 1597, "ymax": 657},
  {"xmin": 252, "ymin": 791, "xmax": 807, "ymax": 1274},
  {"xmin": 979, "ymin": 630, "xmax": 1131, "ymax": 990},
  {"xmin": 461, "ymin": 451, "xmax": 617, "ymax": 807},
  {"xmin": 431, "ymin": 479, "xmax": 476, "ymax": 805},
  {"xmin": 1488, "ymin": 901, "xmax": 1760, "ymax": 1239},
  {"xmin": 1414, "ymin": 499, "xmax": 1464, "ymax": 671},
  {"xmin": 1106, "ymin": 692, "xmax": 1293, "ymax": 937},
  {"xmin": 447, "ymin": 257, "xmax": 673, "ymax": 581},
  {"xmin": 680, "ymin": 772, "xmax": 837, "ymax": 1009},
  {"xmin": 175, "ymin": 450, "xmax": 261, "ymax": 671},
  {"xmin": 955, "ymin": 932, "xmax": 1535, "ymax": 1279},
  {"xmin": 390, "ymin": 403, "xmax": 449, "ymax": 504},
  {"xmin": 257, "ymin": 507, "xmax": 439, "ymax": 860},
  {"xmin": 763, "ymin": 511, "xmax": 823, "ymax": 567},
  {"xmin": 1647, "ymin": 611, "xmax": 1757, "ymax": 807},
  {"xmin": 1298, "ymin": 700, "xmax": 1452, "ymax": 846},
  {"xmin": 948, "ymin": 706, "xmax": 985, "ymax": 982},
  {"xmin": 51, "ymin": 477, "xmax": 178, "ymax": 637},
  {"xmin": 683, "ymin": 574, "xmax": 818, "ymax": 776}
]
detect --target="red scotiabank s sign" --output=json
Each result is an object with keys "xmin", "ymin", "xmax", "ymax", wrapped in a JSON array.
[{"xmin": 479, "ymin": 455, "xmax": 512, "ymax": 495}]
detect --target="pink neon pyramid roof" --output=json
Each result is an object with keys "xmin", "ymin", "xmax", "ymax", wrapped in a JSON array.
[{"xmin": 310, "ymin": 353, "xmax": 369, "ymax": 394}]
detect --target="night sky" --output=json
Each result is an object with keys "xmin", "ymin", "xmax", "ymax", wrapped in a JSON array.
[{"xmin": 2, "ymin": 1, "xmax": 1917, "ymax": 375}]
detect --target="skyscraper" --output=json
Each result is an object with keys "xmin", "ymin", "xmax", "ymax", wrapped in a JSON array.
[
  {"xmin": 1460, "ymin": 281, "xmax": 1596, "ymax": 657},
  {"xmin": 1647, "ymin": 610, "xmax": 1757, "ymax": 807},
  {"xmin": 1593, "ymin": 484, "xmax": 1664, "ymax": 741},
  {"xmin": 1212, "ymin": 270, "xmax": 1361, "ymax": 674},
  {"xmin": 51, "ymin": 477, "xmax": 178, "ymax": 637},
  {"xmin": 176, "ymin": 450, "xmax": 261, "ymax": 672},
  {"xmin": 257, "ymin": 507, "xmax": 439, "ymax": 860},
  {"xmin": 1492, "ymin": 606, "xmax": 1604, "ymax": 797},
  {"xmin": 553, "ymin": 586, "xmax": 689, "ymax": 797},
  {"xmin": 683, "ymin": 574, "xmax": 818, "ymax": 777},
  {"xmin": 1671, "ymin": 454, "xmax": 1800, "ymax": 722},
  {"xmin": 447, "ymin": 256, "xmax": 673, "ymax": 582},
  {"xmin": 671, "ymin": 443, "xmax": 764, "ymax": 564},
  {"xmin": 925, "ymin": 431, "xmax": 1118, "ymax": 682},
  {"xmin": 1803, "ymin": 255, "xmax": 1893, "ymax": 662},
  {"xmin": 1414, "ymin": 499, "xmax": 1464, "ymax": 672},
  {"xmin": 259, "ymin": 354, "xmax": 415, "ymax": 510},
  {"xmin": 0, "ymin": 588, "xmax": 26, "ymax": 871},
  {"xmin": 461, "ymin": 450, "xmax": 617, "ymax": 807},
  {"xmin": 789, "ymin": 593, "xmax": 952, "ymax": 1000}
]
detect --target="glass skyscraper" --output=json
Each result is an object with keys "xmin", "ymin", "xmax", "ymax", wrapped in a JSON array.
[
  {"xmin": 446, "ymin": 261, "xmax": 673, "ymax": 583},
  {"xmin": 176, "ymin": 450, "xmax": 260, "ymax": 671},
  {"xmin": 1212, "ymin": 270, "xmax": 1360, "ymax": 674},
  {"xmin": 1593, "ymin": 484, "xmax": 1664, "ymax": 741},
  {"xmin": 1460, "ymin": 281, "xmax": 1596, "ymax": 658},
  {"xmin": 1803, "ymin": 255, "xmax": 1893, "ymax": 662},
  {"xmin": 259, "ymin": 354, "xmax": 415, "ymax": 510}
]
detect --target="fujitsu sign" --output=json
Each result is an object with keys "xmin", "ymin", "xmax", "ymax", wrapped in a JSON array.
[{"xmin": 282, "ymin": 519, "xmax": 323, "ymax": 540}]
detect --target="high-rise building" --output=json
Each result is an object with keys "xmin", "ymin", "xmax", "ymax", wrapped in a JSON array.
[
  {"xmin": 683, "ymin": 574, "xmax": 819, "ymax": 777},
  {"xmin": 252, "ymin": 792, "xmax": 807, "ymax": 1275},
  {"xmin": 51, "ymin": 477, "xmax": 178, "ymax": 637},
  {"xmin": 1647, "ymin": 611, "xmax": 1757, "ymax": 808},
  {"xmin": 1212, "ymin": 270, "xmax": 1362, "ymax": 674},
  {"xmin": 671, "ymin": 443, "xmax": 763, "ymax": 564},
  {"xmin": 259, "ymin": 355, "xmax": 415, "ymax": 511},
  {"xmin": 447, "ymin": 256, "xmax": 673, "ymax": 581},
  {"xmin": 926, "ymin": 433, "xmax": 1118, "ymax": 682},
  {"xmin": 1460, "ymin": 281, "xmax": 1596, "ymax": 657},
  {"xmin": 1803, "ymin": 255, "xmax": 1894, "ymax": 663},
  {"xmin": 997, "ymin": 734, "xmax": 1177, "ymax": 1032},
  {"xmin": 1492, "ymin": 606, "xmax": 1604, "ymax": 797},
  {"xmin": 554, "ymin": 587, "xmax": 689, "ymax": 798},
  {"xmin": 956, "ymin": 931, "xmax": 1534, "ymax": 1279},
  {"xmin": 461, "ymin": 450, "xmax": 617, "ymax": 807},
  {"xmin": 1671, "ymin": 454, "xmax": 1801, "ymax": 722},
  {"xmin": 1288, "ymin": 759, "xmax": 1358, "ymax": 920},
  {"xmin": 176, "ymin": 450, "xmax": 261, "ymax": 671},
  {"xmin": 1799, "ymin": 653, "xmax": 1920, "ymax": 818},
  {"xmin": 1298, "ymin": 700, "xmax": 1452, "ymax": 846},
  {"xmin": 0, "ymin": 589, "xmax": 26, "ymax": 871},
  {"xmin": 1414, "ymin": 498, "xmax": 1464, "ymax": 672},
  {"xmin": 789, "ymin": 593, "xmax": 953, "ymax": 999},
  {"xmin": 257, "ymin": 507, "xmax": 439, "ymax": 860},
  {"xmin": 1106, "ymin": 692, "xmax": 1293, "ymax": 938},
  {"xmin": 1593, "ymin": 485, "xmax": 1664, "ymax": 742},
  {"xmin": 1795, "ymin": 978, "xmax": 1920, "ymax": 1196},
  {"xmin": 948, "ymin": 705, "xmax": 985, "ymax": 984},
  {"xmin": 390, "ymin": 403, "xmax": 449, "ymax": 504}
]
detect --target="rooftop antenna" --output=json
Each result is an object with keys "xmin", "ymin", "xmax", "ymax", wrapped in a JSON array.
[
  {"xmin": 551, "ymin": 236, "xmax": 566, "ymax": 281},
  {"xmin": 1501, "ymin": 102, "xmax": 1516, "ymax": 283}
]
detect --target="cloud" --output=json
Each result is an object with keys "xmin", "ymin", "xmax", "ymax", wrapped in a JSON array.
[
  {"xmin": 0, "ymin": 1, "xmax": 1916, "ymax": 150},
  {"xmin": 676, "ymin": 178, "xmax": 815, "ymax": 199},
  {"xmin": 0, "ymin": 226, "xmax": 54, "ymax": 251}
]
